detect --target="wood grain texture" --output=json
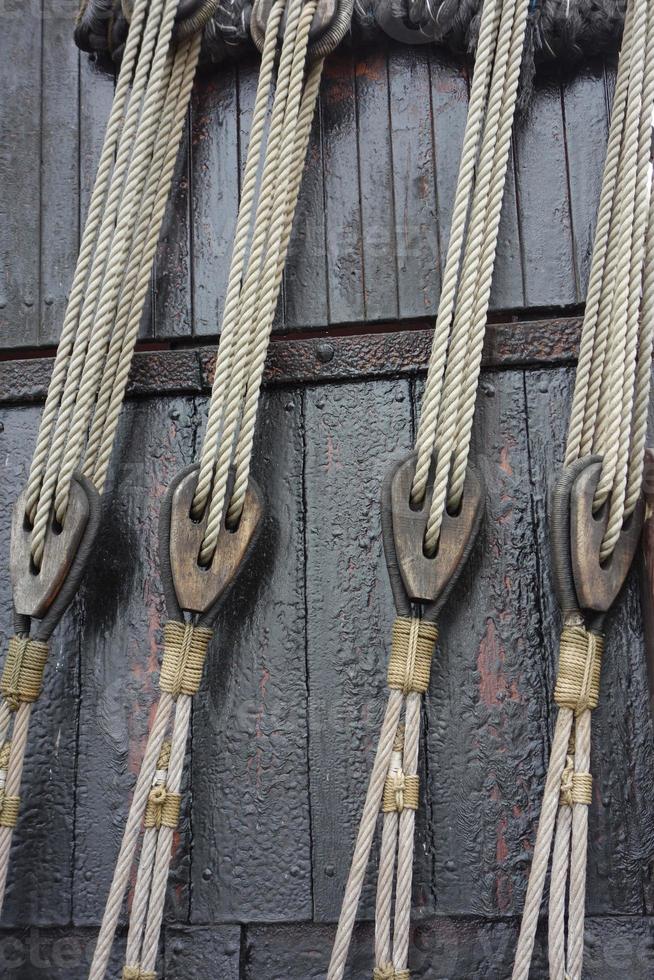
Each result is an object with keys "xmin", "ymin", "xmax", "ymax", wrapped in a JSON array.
[
  {"xmin": 190, "ymin": 63, "xmax": 240, "ymax": 337},
  {"xmin": 0, "ymin": 0, "xmax": 42, "ymax": 348},
  {"xmin": 73, "ymin": 396, "xmax": 198, "ymax": 926},
  {"xmin": 514, "ymin": 76, "xmax": 577, "ymax": 310},
  {"xmin": 244, "ymin": 916, "xmax": 654, "ymax": 978},
  {"xmin": 190, "ymin": 388, "xmax": 313, "ymax": 923},
  {"xmin": 0, "ymin": 928, "xmax": 127, "ymax": 979},
  {"xmin": 164, "ymin": 924, "xmax": 241, "ymax": 979},
  {"xmin": 415, "ymin": 371, "xmax": 545, "ymax": 918},
  {"xmin": 0, "ymin": 405, "xmax": 79, "ymax": 927},
  {"xmin": 40, "ymin": 3, "xmax": 80, "ymax": 346},
  {"xmin": 524, "ymin": 369, "xmax": 654, "ymax": 917},
  {"xmin": 304, "ymin": 378, "xmax": 419, "ymax": 921},
  {"xmin": 1, "ymin": 43, "xmax": 613, "ymax": 350}
]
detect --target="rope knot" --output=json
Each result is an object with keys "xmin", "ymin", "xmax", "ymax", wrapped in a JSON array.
[
  {"xmin": 122, "ymin": 968, "xmax": 156, "ymax": 980},
  {"xmin": 144, "ymin": 786, "xmax": 182, "ymax": 830},
  {"xmin": 1, "ymin": 636, "xmax": 49, "ymax": 711},
  {"xmin": 160, "ymin": 621, "xmax": 213, "ymax": 699},
  {"xmin": 382, "ymin": 771, "xmax": 419, "ymax": 813},
  {"xmin": 559, "ymin": 755, "xmax": 575, "ymax": 807},
  {"xmin": 388, "ymin": 617, "xmax": 438, "ymax": 694},
  {"xmin": 373, "ymin": 965, "xmax": 395, "ymax": 980},
  {"xmin": 144, "ymin": 744, "xmax": 181, "ymax": 830},
  {"xmin": 560, "ymin": 754, "xmax": 592, "ymax": 807},
  {"xmin": 554, "ymin": 627, "xmax": 603, "ymax": 714}
]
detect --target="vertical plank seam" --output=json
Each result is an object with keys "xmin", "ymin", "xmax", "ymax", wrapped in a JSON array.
[
  {"xmin": 559, "ymin": 78, "xmax": 582, "ymax": 304},
  {"xmin": 383, "ymin": 44, "xmax": 402, "ymax": 322},
  {"xmin": 299, "ymin": 386, "xmax": 317, "ymax": 920},
  {"xmin": 37, "ymin": 0, "xmax": 45, "ymax": 346},
  {"xmin": 520, "ymin": 368, "xmax": 558, "ymax": 790},
  {"xmin": 426, "ymin": 49, "xmax": 443, "ymax": 295},
  {"xmin": 352, "ymin": 49, "xmax": 368, "ymax": 324},
  {"xmin": 511, "ymin": 131, "xmax": 528, "ymax": 311}
]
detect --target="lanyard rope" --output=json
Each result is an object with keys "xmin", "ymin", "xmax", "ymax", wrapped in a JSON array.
[
  {"xmin": 1, "ymin": 0, "xmax": 207, "ymax": 920},
  {"xmin": 327, "ymin": 0, "xmax": 529, "ymax": 977},
  {"xmin": 88, "ymin": 2, "xmax": 352, "ymax": 977},
  {"xmin": 512, "ymin": 1, "xmax": 654, "ymax": 977}
]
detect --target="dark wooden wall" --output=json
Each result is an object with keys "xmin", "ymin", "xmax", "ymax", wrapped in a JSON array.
[
  {"xmin": 1, "ymin": 5, "xmax": 613, "ymax": 352},
  {"xmin": 1, "ymin": 4, "xmax": 654, "ymax": 980}
]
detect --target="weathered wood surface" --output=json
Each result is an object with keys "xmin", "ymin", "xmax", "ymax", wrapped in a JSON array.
[
  {"xmin": 0, "ymin": 2, "xmax": 612, "ymax": 349},
  {"xmin": 1, "ymin": 360, "xmax": 653, "ymax": 977},
  {"xmin": 2, "ymin": 8, "xmax": 654, "ymax": 980}
]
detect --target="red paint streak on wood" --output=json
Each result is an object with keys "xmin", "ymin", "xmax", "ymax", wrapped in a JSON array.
[
  {"xmin": 499, "ymin": 444, "xmax": 514, "ymax": 477},
  {"xmin": 477, "ymin": 617, "xmax": 520, "ymax": 707},
  {"xmin": 325, "ymin": 432, "xmax": 342, "ymax": 474},
  {"xmin": 355, "ymin": 53, "xmax": 386, "ymax": 83}
]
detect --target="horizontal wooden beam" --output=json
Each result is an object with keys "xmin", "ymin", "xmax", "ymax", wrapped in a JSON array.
[{"xmin": 0, "ymin": 315, "xmax": 582, "ymax": 406}]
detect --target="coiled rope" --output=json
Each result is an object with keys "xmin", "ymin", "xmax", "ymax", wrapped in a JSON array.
[
  {"xmin": 512, "ymin": 0, "xmax": 654, "ymax": 976},
  {"xmin": 327, "ymin": 0, "xmax": 529, "ymax": 975},
  {"xmin": 88, "ymin": 1, "xmax": 343, "ymax": 976},
  {"xmin": 0, "ymin": 0, "xmax": 204, "ymax": 920}
]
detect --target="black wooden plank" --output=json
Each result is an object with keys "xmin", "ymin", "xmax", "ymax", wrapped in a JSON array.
[
  {"xmin": 429, "ymin": 50, "xmax": 468, "ymax": 268},
  {"xmin": 190, "ymin": 388, "xmax": 312, "ymax": 923},
  {"xmin": 284, "ymin": 80, "xmax": 330, "ymax": 329},
  {"xmin": 79, "ymin": 56, "xmax": 115, "ymax": 256},
  {"xmin": 0, "ymin": 405, "xmax": 78, "ymax": 927},
  {"xmin": 73, "ymin": 396, "xmax": 198, "ymax": 925},
  {"xmin": 514, "ymin": 78, "xmax": 577, "ymax": 310},
  {"xmin": 153, "ymin": 112, "xmax": 192, "ymax": 340},
  {"xmin": 190, "ymin": 65, "xmax": 240, "ymax": 337},
  {"xmin": 524, "ymin": 369, "xmax": 654, "ymax": 917},
  {"xmin": 40, "ymin": 4, "xmax": 80, "ymax": 346},
  {"xmin": 562, "ymin": 65, "xmax": 609, "ymax": 302},
  {"xmin": 305, "ymin": 378, "xmax": 416, "ymax": 922},
  {"xmin": 389, "ymin": 47, "xmax": 440, "ymax": 320},
  {"xmin": 355, "ymin": 46, "xmax": 399, "ymax": 324},
  {"xmin": 0, "ymin": 928, "xmax": 127, "ymax": 979},
  {"xmin": 490, "ymin": 143, "xmax": 525, "ymax": 312},
  {"xmin": 165, "ymin": 925, "xmax": 241, "ymax": 979},
  {"xmin": 321, "ymin": 49, "xmax": 366, "ymax": 324},
  {"xmin": 0, "ymin": 1, "xmax": 42, "ymax": 348},
  {"xmin": 244, "ymin": 916, "xmax": 654, "ymax": 978},
  {"xmin": 415, "ymin": 370, "xmax": 543, "ymax": 918}
]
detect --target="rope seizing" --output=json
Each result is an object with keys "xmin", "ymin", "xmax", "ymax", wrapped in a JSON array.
[{"xmin": 327, "ymin": 0, "xmax": 529, "ymax": 974}]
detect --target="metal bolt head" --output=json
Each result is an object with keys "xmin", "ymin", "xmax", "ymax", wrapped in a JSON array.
[{"xmin": 316, "ymin": 341, "xmax": 335, "ymax": 364}]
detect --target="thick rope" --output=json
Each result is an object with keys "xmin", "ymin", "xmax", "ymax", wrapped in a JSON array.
[
  {"xmin": 91, "ymin": 3, "xmax": 330, "ymax": 974},
  {"xmin": 84, "ymin": 33, "xmax": 202, "ymax": 491},
  {"xmin": 328, "ymin": 690, "xmax": 404, "ymax": 980},
  {"xmin": 512, "ymin": 707, "xmax": 574, "ymax": 980},
  {"xmin": 565, "ymin": 0, "xmax": 654, "ymax": 560},
  {"xmin": 0, "ymin": 703, "xmax": 33, "ymax": 911},
  {"xmin": 512, "ymin": 627, "xmax": 602, "ymax": 978},
  {"xmin": 328, "ymin": 620, "xmax": 437, "ymax": 979},
  {"xmin": 28, "ymin": 0, "xmax": 172, "ymax": 566},
  {"xmin": 89, "ymin": 693, "xmax": 174, "ymax": 980},
  {"xmin": 3, "ymin": 0, "xmax": 203, "ymax": 929},
  {"xmin": 330, "ymin": 2, "xmax": 529, "ymax": 973},
  {"xmin": 190, "ymin": 0, "xmax": 325, "ymax": 564},
  {"xmin": 24, "ymin": 0, "xmax": 151, "ymax": 531},
  {"xmin": 411, "ymin": 0, "xmax": 529, "ymax": 555}
]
